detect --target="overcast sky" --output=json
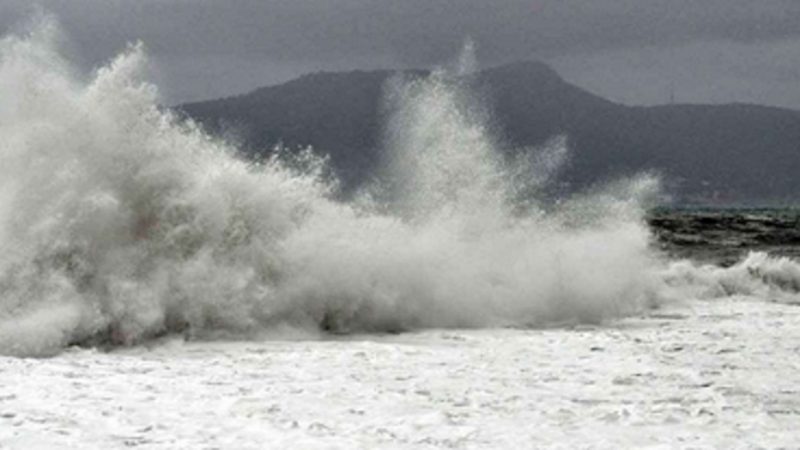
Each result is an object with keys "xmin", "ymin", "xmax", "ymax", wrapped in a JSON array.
[{"xmin": 2, "ymin": 0, "xmax": 799, "ymax": 108}]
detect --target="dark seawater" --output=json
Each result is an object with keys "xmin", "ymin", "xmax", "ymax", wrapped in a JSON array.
[{"xmin": 648, "ymin": 208, "xmax": 800, "ymax": 265}]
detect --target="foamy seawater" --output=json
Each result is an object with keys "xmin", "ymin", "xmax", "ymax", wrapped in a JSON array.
[{"xmin": 1, "ymin": 19, "xmax": 799, "ymax": 357}]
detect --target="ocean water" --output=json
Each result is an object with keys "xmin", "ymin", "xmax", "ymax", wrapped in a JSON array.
[
  {"xmin": 650, "ymin": 208, "xmax": 800, "ymax": 265},
  {"xmin": 1, "ymin": 19, "xmax": 799, "ymax": 359}
]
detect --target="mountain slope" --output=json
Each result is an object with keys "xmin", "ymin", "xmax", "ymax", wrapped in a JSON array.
[{"xmin": 178, "ymin": 62, "xmax": 800, "ymax": 204}]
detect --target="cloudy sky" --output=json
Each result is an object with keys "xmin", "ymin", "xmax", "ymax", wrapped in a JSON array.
[{"xmin": 2, "ymin": 0, "xmax": 799, "ymax": 108}]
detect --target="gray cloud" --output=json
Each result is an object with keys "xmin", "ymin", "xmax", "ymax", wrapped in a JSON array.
[
  {"xmin": 1, "ymin": 1, "xmax": 799, "ymax": 105},
  {"xmin": 553, "ymin": 37, "xmax": 800, "ymax": 109}
]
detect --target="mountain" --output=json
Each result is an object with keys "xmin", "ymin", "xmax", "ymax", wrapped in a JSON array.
[{"xmin": 178, "ymin": 61, "xmax": 800, "ymax": 205}]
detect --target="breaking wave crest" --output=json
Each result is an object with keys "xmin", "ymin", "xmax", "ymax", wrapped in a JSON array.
[
  {"xmin": 661, "ymin": 252, "xmax": 800, "ymax": 304},
  {"xmin": 5, "ymin": 21, "xmax": 784, "ymax": 356}
]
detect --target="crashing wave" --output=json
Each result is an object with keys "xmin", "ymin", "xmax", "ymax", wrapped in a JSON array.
[
  {"xmin": 661, "ymin": 252, "xmax": 800, "ymax": 304},
  {"xmin": 0, "ymin": 19, "xmax": 694, "ymax": 356}
]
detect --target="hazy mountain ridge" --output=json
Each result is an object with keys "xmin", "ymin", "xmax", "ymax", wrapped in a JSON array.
[{"xmin": 178, "ymin": 61, "xmax": 800, "ymax": 204}]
